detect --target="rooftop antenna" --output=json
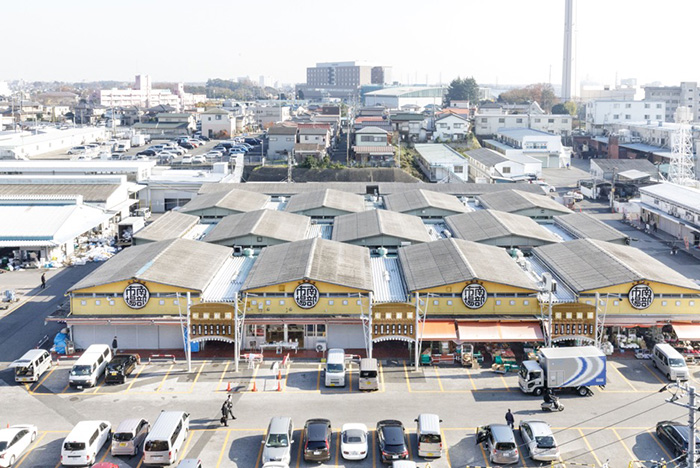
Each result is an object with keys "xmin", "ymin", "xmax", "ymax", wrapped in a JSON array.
[{"xmin": 668, "ymin": 107, "xmax": 695, "ymax": 186}]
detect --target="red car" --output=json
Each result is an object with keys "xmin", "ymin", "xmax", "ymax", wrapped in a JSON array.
[{"xmin": 92, "ymin": 464, "xmax": 119, "ymax": 468}]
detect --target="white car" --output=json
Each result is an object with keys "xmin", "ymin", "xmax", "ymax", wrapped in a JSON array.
[
  {"xmin": 181, "ymin": 156, "xmax": 193, "ymax": 164},
  {"xmin": 340, "ymin": 423, "xmax": 368, "ymax": 460},
  {"xmin": 192, "ymin": 155, "xmax": 206, "ymax": 164},
  {"xmin": 534, "ymin": 180, "xmax": 556, "ymax": 193},
  {"xmin": 205, "ymin": 151, "xmax": 223, "ymax": 160},
  {"xmin": 67, "ymin": 146, "xmax": 88, "ymax": 155},
  {"xmin": 519, "ymin": 420, "xmax": 560, "ymax": 461},
  {"xmin": 0, "ymin": 425, "xmax": 37, "ymax": 467}
]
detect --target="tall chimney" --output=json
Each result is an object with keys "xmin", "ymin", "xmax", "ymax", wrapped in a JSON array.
[{"xmin": 561, "ymin": 0, "xmax": 574, "ymax": 101}]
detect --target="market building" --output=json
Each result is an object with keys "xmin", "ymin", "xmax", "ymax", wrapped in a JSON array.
[
  {"xmin": 204, "ymin": 210, "xmax": 313, "ymax": 249},
  {"xmin": 552, "ymin": 212, "xmax": 630, "ymax": 245},
  {"xmin": 445, "ymin": 209, "xmax": 561, "ymax": 250},
  {"xmin": 477, "ymin": 189, "xmax": 573, "ymax": 220},
  {"xmin": 383, "ymin": 188, "xmax": 469, "ymax": 218},
  {"xmin": 331, "ymin": 209, "xmax": 432, "ymax": 249},
  {"xmin": 132, "ymin": 211, "xmax": 203, "ymax": 245},
  {"xmin": 284, "ymin": 188, "xmax": 366, "ymax": 218},
  {"xmin": 180, "ymin": 188, "xmax": 270, "ymax": 222},
  {"xmin": 638, "ymin": 183, "xmax": 700, "ymax": 249}
]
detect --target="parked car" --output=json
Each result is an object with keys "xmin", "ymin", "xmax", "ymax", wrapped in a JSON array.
[
  {"xmin": 176, "ymin": 460, "xmax": 202, "ymax": 468},
  {"xmin": 231, "ymin": 145, "xmax": 249, "ymax": 153},
  {"xmin": 92, "ymin": 464, "xmax": 119, "ymax": 468},
  {"xmin": 245, "ymin": 137, "xmax": 262, "ymax": 146},
  {"xmin": 519, "ymin": 420, "xmax": 559, "ymax": 461},
  {"xmin": 137, "ymin": 149, "xmax": 157, "ymax": 157},
  {"xmin": 340, "ymin": 423, "xmax": 368, "ymax": 460},
  {"xmin": 105, "ymin": 354, "xmax": 139, "ymax": 384},
  {"xmin": 656, "ymin": 421, "xmax": 700, "ymax": 461},
  {"xmin": 192, "ymin": 155, "xmax": 206, "ymax": 164},
  {"xmin": 303, "ymin": 419, "xmax": 332, "ymax": 462},
  {"xmin": 205, "ymin": 151, "xmax": 223, "ymax": 160},
  {"xmin": 376, "ymin": 420, "xmax": 408, "ymax": 464},
  {"xmin": 182, "ymin": 156, "xmax": 193, "ymax": 164},
  {"xmin": 476, "ymin": 424, "xmax": 519, "ymax": 465},
  {"xmin": 0, "ymin": 425, "xmax": 37, "ymax": 467},
  {"xmin": 262, "ymin": 417, "xmax": 294, "ymax": 465},
  {"xmin": 111, "ymin": 418, "xmax": 149, "ymax": 456},
  {"xmin": 67, "ymin": 146, "xmax": 88, "ymax": 155},
  {"xmin": 179, "ymin": 142, "xmax": 195, "ymax": 150}
]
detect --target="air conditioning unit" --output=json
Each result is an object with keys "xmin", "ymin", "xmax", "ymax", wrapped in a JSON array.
[{"xmin": 315, "ymin": 341, "xmax": 327, "ymax": 353}]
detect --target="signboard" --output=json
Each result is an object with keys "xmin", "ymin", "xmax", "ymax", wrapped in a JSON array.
[
  {"xmin": 123, "ymin": 283, "xmax": 150, "ymax": 309},
  {"xmin": 462, "ymin": 283, "xmax": 487, "ymax": 309},
  {"xmin": 628, "ymin": 284, "xmax": 654, "ymax": 310},
  {"xmin": 294, "ymin": 283, "xmax": 319, "ymax": 309}
]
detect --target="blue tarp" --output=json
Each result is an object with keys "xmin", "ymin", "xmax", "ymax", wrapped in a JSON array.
[{"xmin": 53, "ymin": 331, "xmax": 68, "ymax": 355}]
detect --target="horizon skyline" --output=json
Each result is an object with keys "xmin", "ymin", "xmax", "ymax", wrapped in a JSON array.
[{"xmin": 3, "ymin": 0, "xmax": 699, "ymax": 93}]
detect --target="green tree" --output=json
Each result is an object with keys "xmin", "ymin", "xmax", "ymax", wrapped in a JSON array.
[
  {"xmin": 444, "ymin": 77, "xmax": 479, "ymax": 107},
  {"xmin": 499, "ymin": 83, "xmax": 557, "ymax": 112},
  {"xmin": 552, "ymin": 101, "xmax": 577, "ymax": 115}
]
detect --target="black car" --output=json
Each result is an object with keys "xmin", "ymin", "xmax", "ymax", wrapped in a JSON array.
[
  {"xmin": 105, "ymin": 354, "xmax": 139, "ymax": 384},
  {"xmin": 244, "ymin": 137, "xmax": 262, "ymax": 146},
  {"xmin": 137, "ymin": 149, "xmax": 156, "ymax": 156},
  {"xmin": 656, "ymin": 421, "xmax": 700, "ymax": 460},
  {"xmin": 303, "ymin": 418, "xmax": 332, "ymax": 462},
  {"xmin": 376, "ymin": 420, "xmax": 408, "ymax": 463},
  {"xmin": 179, "ymin": 142, "xmax": 195, "ymax": 150}
]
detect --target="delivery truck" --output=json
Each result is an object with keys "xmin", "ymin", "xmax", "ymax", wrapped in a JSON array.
[{"xmin": 518, "ymin": 346, "xmax": 606, "ymax": 396}]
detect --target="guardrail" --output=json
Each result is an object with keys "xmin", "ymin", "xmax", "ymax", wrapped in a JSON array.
[{"xmin": 148, "ymin": 354, "xmax": 176, "ymax": 363}]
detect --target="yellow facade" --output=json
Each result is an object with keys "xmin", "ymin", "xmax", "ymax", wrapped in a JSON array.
[
  {"xmin": 578, "ymin": 280, "xmax": 700, "ymax": 316},
  {"xmin": 70, "ymin": 280, "xmax": 200, "ymax": 316}
]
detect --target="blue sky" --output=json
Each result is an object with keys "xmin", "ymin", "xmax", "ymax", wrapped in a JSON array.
[{"xmin": 3, "ymin": 0, "xmax": 699, "ymax": 89}]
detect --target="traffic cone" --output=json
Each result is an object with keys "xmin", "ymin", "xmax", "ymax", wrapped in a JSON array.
[
  {"xmin": 226, "ymin": 382, "xmax": 231, "ymax": 392},
  {"xmin": 251, "ymin": 380, "xmax": 257, "ymax": 392},
  {"xmin": 277, "ymin": 370, "xmax": 282, "ymax": 380},
  {"xmin": 277, "ymin": 381, "xmax": 282, "ymax": 392}
]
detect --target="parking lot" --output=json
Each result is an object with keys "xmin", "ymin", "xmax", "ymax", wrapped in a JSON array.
[{"xmin": 0, "ymin": 354, "xmax": 694, "ymax": 468}]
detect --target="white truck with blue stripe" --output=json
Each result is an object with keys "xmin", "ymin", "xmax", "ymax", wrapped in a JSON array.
[{"xmin": 518, "ymin": 346, "xmax": 606, "ymax": 396}]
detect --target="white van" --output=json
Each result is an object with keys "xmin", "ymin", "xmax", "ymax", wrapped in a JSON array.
[
  {"xmin": 325, "ymin": 348, "xmax": 346, "ymax": 387},
  {"xmin": 652, "ymin": 343, "xmax": 689, "ymax": 381},
  {"xmin": 69, "ymin": 344, "xmax": 112, "ymax": 388},
  {"xmin": 11, "ymin": 349, "xmax": 52, "ymax": 383},
  {"xmin": 415, "ymin": 413, "xmax": 443, "ymax": 458},
  {"xmin": 143, "ymin": 411, "xmax": 190, "ymax": 466},
  {"xmin": 60, "ymin": 420, "xmax": 111, "ymax": 466},
  {"xmin": 358, "ymin": 358, "xmax": 379, "ymax": 391}
]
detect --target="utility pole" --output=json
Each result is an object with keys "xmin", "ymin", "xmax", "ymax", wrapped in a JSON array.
[
  {"xmin": 663, "ymin": 382, "xmax": 696, "ymax": 468},
  {"xmin": 610, "ymin": 166, "xmax": 617, "ymax": 212}
]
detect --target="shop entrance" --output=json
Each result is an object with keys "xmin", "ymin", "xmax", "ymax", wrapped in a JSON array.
[{"xmin": 373, "ymin": 340, "xmax": 411, "ymax": 359}]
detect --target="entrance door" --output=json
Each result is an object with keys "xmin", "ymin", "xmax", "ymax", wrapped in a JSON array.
[
  {"xmin": 287, "ymin": 324, "xmax": 304, "ymax": 348},
  {"xmin": 266, "ymin": 325, "xmax": 284, "ymax": 342}
]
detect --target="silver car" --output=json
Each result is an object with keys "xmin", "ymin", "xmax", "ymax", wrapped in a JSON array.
[
  {"xmin": 519, "ymin": 420, "xmax": 560, "ymax": 461},
  {"xmin": 476, "ymin": 424, "xmax": 519, "ymax": 464},
  {"xmin": 262, "ymin": 417, "xmax": 294, "ymax": 465},
  {"xmin": 111, "ymin": 418, "xmax": 149, "ymax": 456}
]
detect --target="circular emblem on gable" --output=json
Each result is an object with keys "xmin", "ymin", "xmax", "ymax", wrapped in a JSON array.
[
  {"xmin": 123, "ymin": 283, "xmax": 150, "ymax": 309},
  {"xmin": 628, "ymin": 284, "xmax": 654, "ymax": 310},
  {"xmin": 462, "ymin": 283, "xmax": 488, "ymax": 309},
  {"xmin": 294, "ymin": 283, "xmax": 319, "ymax": 309}
]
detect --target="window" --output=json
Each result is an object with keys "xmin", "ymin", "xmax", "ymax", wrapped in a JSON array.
[
  {"xmin": 625, "ymin": 114, "xmax": 631, "ymax": 119},
  {"xmin": 534, "ymin": 118, "xmax": 541, "ymax": 123},
  {"xmin": 656, "ymin": 115, "xmax": 662, "ymax": 120},
  {"xmin": 644, "ymin": 115, "xmax": 650, "ymax": 119},
  {"xmin": 613, "ymin": 114, "xmax": 619, "ymax": 119},
  {"xmin": 657, "ymin": 103, "xmax": 662, "ymax": 108},
  {"xmin": 216, "ymin": 115, "xmax": 222, "ymax": 120},
  {"xmin": 516, "ymin": 118, "xmax": 523, "ymax": 123},
  {"xmin": 481, "ymin": 118, "xmax": 487, "ymax": 123},
  {"xmin": 499, "ymin": 118, "xmax": 505, "ymax": 123},
  {"xmin": 625, "ymin": 103, "xmax": 631, "ymax": 108},
  {"xmin": 562, "ymin": 119, "xmax": 568, "ymax": 123},
  {"xmin": 644, "ymin": 103, "xmax": 650, "ymax": 108},
  {"xmin": 269, "ymin": 137, "xmax": 277, "ymax": 141},
  {"xmin": 502, "ymin": 166, "xmax": 511, "ymax": 174},
  {"xmin": 453, "ymin": 123, "xmax": 463, "ymax": 128},
  {"xmin": 613, "ymin": 103, "xmax": 620, "ymax": 108},
  {"xmin": 454, "ymin": 165, "xmax": 463, "ymax": 173},
  {"xmin": 439, "ymin": 123, "xmax": 447, "ymax": 128}
]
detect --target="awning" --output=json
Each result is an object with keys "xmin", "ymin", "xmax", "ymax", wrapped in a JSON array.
[
  {"xmin": 602, "ymin": 316, "xmax": 659, "ymax": 328},
  {"xmin": 418, "ymin": 320, "xmax": 457, "ymax": 341},
  {"xmin": 457, "ymin": 321, "xmax": 544, "ymax": 342},
  {"xmin": 672, "ymin": 323, "xmax": 700, "ymax": 341}
]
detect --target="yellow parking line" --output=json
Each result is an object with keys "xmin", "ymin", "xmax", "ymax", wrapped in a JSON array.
[
  {"xmin": 433, "ymin": 366, "xmax": 445, "ymax": 392},
  {"xmin": 188, "ymin": 360, "xmax": 207, "ymax": 392},
  {"xmin": 371, "ymin": 430, "xmax": 377, "ymax": 468},
  {"xmin": 479, "ymin": 443, "xmax": 491, "ymax": 467},
  {"xmin": 59, "ymin": 382, "xmax": 70, "ymax": 394},
  {"xmin": 464, "ymin": 366, "xmax": 478, "ymax": 391},
  {"xmin": 498, "ymin": 374, "xmax": 511, "ymax": 392},
  {"xmin": 403, "ymin": 362, "xmax": 413, "ymax": 393},
  {"xmin": 647, "ymin": 429, "xmax": 674, "ymax": 464},
  {"xmin": 441, "ymin": 429, "xmax": 452, "ymax": 467},
  {"xmin": 155, "ymin": 363, "xmax": 175, "ymax": 393},
  {"xmin": 334, "ymin": 430, "xmax": 340, "ymax": 466},
  {"xmin": 91, "ymin": 374, "xmax": 106, "ymax": 394},
  {"xmin": 15, "ymin": 432, "xmax": 47, "ymax": 467},
  {"xmin": 255, "ymin": 434, "xmax": 264, "ymax": 468},
  {"xmin": 54, "ymin": 462, "xmax": 61, "ymax": 468},
  {"xmin": 216, "ymin": 429, "xmax": 232, "ymax": 467},
  {"xmin": 609, "ymin": 362, "xmax": 637, "ymax": 392},
  {"xmin": 216, "ymin": 361, "xmax": 231, "ymax": 392},
  {"xmin": 96, "ymin": 444, "xmax": 109, "ymax": 463},
  {"xmin": 379, "ymin": 362, "xmax": 386, "ymax": 393},
  {"xmin": 610, "ymin": 428, "xmax": 635, "ymax": 461},
  {"xmin": 316, "ymin": 363, "xmax": 321, "ymax": 391},
  {"xmin": 294, "ymin": 429, "xmax": 303, "ymax": 468},
  {"xmin": 30, "ymin": 366, "xmax": 57, "ymax": 394},
  {"xmin": 577, "ymin": 428, "xmax": 601, "ymax": 466},
  {"xmin": 406, "ymin": 429, "xmax": 414, "ymax": 459},
  {"xmin": 642, "ymin": 363, "xmax": 666, "ymax": 384},
  {"xmin": 178, "ymin": 429, "xmax": 194, "ymax": 462},
  {"xmin": 249, "ymin": 364, "xmax": 260, "ymax": 392},
  {"xmin": 125, "ymin": 364, "xmax": 146, "ymax": 393},
  {"xmin": 136, "ymin": 455, "xmax": 144, "ymax": 468},
  {"xmin": 348, "ymin": 364, "xmax": 352, "ymax": 393},
  {"xmin": 518, "ymin": 439, "xmax": 528, "ymax": 467}
]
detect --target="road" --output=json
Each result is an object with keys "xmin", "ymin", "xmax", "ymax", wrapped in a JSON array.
[{"xmin": 0, "ymin": 263, "xmax": 99, "ymax": 364}]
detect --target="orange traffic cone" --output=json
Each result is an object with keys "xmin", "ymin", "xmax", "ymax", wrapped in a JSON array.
[
  {"xmin": 277, "ymin": 381, "xmax": 282, "ymax": 392},
  {"xmin": 277, "ymin": 370, "xmax": 282, "ymax": 380},
  {"xmin": 251, "ymin": 380, "xmax": 257, "ymax": 392},
  {"xmin": 226, "ymin": 382, "xmax": 231, "ymax": 392}
]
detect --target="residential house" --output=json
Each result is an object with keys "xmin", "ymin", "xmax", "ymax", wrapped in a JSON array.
[
  {"xmin": 132, "ymin": 112, "xmax": 195, "ymax": 137},
  {"xmin": 585, "ymin": 100, "xmax": 666, "ymax": 135},
  {"xmin": 312, "ymin": 106, "xmax": 341, "ymax": 131},
  {"xmin": 201, "ymin": 108, "xmax": 236, "ymax": 138},
  {"xmin": 473, "ymin": 102, "xmax": 572, "ymax": 137},
  {"xmin": 434, "ymin": 113, "xmax": 470, "ymax": 141},
  {"xmin": 485, "ymin": 128, "xmax": 570, "ymax": 169},
  {"xmin": 352, "ymin": 126, "xmax": 395, "ymax": 166},
  {"xmin": 266, "ymin": 125, "xmax": 298, "ymax": 160},
  {"xmin": 413, "ymin": 144, "xmax": 469, "ymax": 182},
  {"xmin": 389, "ymin": 112, "xmax": 425, "ymax": 142},
  {"xmin": 249, "ymin": 104, "xmax": 290, "ymax": 129},
  {"xmin": 298, "ymin": 125, "xmax": 331, "ymax": 148},
  {"xmin": 464, "ymin": 148, "xmax": 541, "ymax": 183},
  {"xmin": 354, "ymin": 115, "xmax": 392, "ymax": 132}
]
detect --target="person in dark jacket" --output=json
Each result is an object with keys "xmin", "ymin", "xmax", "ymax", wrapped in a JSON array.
[{"xmin": 505, "ymin": 409, "xmax": 514, "ymax": 429}]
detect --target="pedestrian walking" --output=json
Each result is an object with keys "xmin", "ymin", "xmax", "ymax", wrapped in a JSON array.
[
  {"xmin": 505, "ymin": 409, "xmax": 514, "ymax": 429},
  {"xmin": 223, "ymin": 394, "xmax": 236, "ymax": 421},
  {"xmin": 220, "ymin": 404, "xmax": 229, "ymax": 427},
  {"xmin": 41, "ymin": 272, "xmax": 46, "ymax": 289},
  {"xmin": 111, "ymin": 336, "xmax": 118, "ymax": 354}
]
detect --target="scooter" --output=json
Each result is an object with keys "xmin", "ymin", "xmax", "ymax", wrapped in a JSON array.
[{"xmin": 541, "ymin": 398, "xmax": 564, "ymax": 412}]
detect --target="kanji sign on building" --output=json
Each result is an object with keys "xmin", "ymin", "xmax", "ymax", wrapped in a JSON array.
[
  {"xmin": 123, "ymin": 283, "xmax": 150, "ymax": 309},
  {"xmin": 462, "ymin": 283, "xmax": 488, "ymax": 309},
  {"xmin": 294, "ymin": 283, "xmax": 319, "ymax": 309},
  {"xmin": 628, "ymin": 284, "xmax": 654, "ymax": 310}
]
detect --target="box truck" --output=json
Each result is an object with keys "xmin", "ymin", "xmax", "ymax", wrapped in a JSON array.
[
  {"xmin": 131, "ymin": 134, "xmax": 147, "ymax": 147},
  {"xmin": 518, "ymin": 346, "xmax": 606, "ymax": 396}
]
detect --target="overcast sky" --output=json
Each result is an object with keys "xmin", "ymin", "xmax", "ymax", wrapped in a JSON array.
[{"xmin": 3, "ymin": 0, "xmax": 698, "ymax": 90}]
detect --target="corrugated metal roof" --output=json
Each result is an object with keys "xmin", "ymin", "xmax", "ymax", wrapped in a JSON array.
[
  {"xmin": 285, "ymin": 189, "xmax": 366, "ymax": 214},
  {"xmin": 424, "ymin": 222, "xmax": 449, "ymax": 241},
  {"xmin": 465, "ymin": 148, "xmax": 508, "ymax": 167},
  {"xmin": 242, "ymin": 238, "xmax": 372, "ymax": 291},
  {"xmin": 331, "ymin": 210, "xmax": 432, "ymax": 244},
  {"xmin": 181, "ymin": 189, "xmax": 269, "ymax": 214},
  {"xmin": 352, "ymin": 146, "xmax": 395, "ymax": 154},
  {"xmin": 384, "ymin": 188, "xmax": 468, "ymax": 215},
  {"xmin": 640, "ymin": 183, "xmax": 700, "ymax": 213},
  {"xmin": 527, "ymin": 256, "xmax": 577, "ymax": 303},
  {"xmin": 477, "ymin": 190, "xmax": 572, "ymax": 215},
  {"xmin": 532, "ymin": 239, "xmax": 700, "ymax": 293},
  {"xmin": 414, "ymin": 144, "xmax": 467, "ymax": 165},
  {"xmin": 371, "ymin": 257, "xmax": 408, "ymax": 303},
  {"xmin": 132, "ymin": 211, "xmax": 200, "ymax": 243},
  {"xmin": 69, "ymin": 239, "xmax": 232, "ymax": 292},
  {"xmin": 445, "ymin": 209, "xmax": 561, "ymax": 244},
  {"xmin": 0, "ymin": 184, "xmax": 120, "ymax": 202},
  {"xmin": 398, "ymin": 238, "xmax": 539, "ymax": 292},
  {"xmin": 306, "ymin": 224, "xmax": 333, "ymax": 240},
  {"xmin": 205, "ymin": 210, "xmax": 311, "ymax": 245},
  {"xmin": 554, "ymin": 213, "xmax": 629, "ymax": 243},
  {"xmin": 201, "ymin": 256, "xmax": 256, "ymax": 302}
]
